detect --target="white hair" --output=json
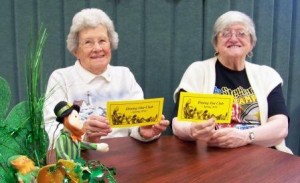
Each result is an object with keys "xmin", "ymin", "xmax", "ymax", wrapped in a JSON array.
[
  {"xmin": 212, "ymin": 11, "xmax": 257, "ymax": 47},
  {"xmin": 66, "ymin": 8, "xmax": 119, "ymax": 52}
]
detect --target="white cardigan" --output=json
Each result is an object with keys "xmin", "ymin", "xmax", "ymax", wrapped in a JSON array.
[{"xmin": 173, "ymin": 57, "xmax": 292, "ymax": 154}]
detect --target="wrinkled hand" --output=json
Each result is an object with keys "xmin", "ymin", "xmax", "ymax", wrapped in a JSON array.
[
  {"xmin": 190, "ymin": 118, "xmax": 216, "ymax": 142},
  {"xmin": 139, "ymin": 115, "xmax": 170, "ymax": 139},
  {"xmin": 208, "ymin": 128, "xmax": 249, "ymax": 148},
  {"xmin": 83, "ymin": 115, "xmax": 112, "ymax": 143}
]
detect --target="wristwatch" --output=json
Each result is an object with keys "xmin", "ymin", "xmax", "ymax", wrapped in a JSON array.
[{"xmin": 249, "ymin": 131, "xmax": 255, "ymax": 142}]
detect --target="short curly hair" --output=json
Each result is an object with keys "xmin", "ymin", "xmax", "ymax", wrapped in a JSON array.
[
  {"xmin": 211, "ymin": 11, "xmax": 257, "ymax": 48},
  {"xmin": 66, "ymin": 8, "xmax": 119, "ymax": 52}
]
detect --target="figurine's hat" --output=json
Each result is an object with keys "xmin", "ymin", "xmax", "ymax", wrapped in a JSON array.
[{"xmin": 54, "ymin": 101, "xmax": 80, "ymax": 123}]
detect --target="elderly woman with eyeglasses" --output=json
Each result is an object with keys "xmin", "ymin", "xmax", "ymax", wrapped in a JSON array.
[
  {"xmin": 44, "ymin": 8, "xmax": 169, "ymax": 148},
  {"xmin": 172, "ymin": 11, "xmax": 292, "ymax": 154}
]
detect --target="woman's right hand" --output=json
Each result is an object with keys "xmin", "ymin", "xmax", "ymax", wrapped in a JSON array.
[
  {"xmin": 83, "ymin": 115, "xmax": 112, "ymax": 143},
  {"xmin": 190, "ymin": 118, "xmax": 216, "ymax": 142}
]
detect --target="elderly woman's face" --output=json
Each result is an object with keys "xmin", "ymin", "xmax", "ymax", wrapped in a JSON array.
[
  {"xmin": 215, "ymin": 24, "xmax": 253, "ymax": 60},
  {"xmin": 73, "ymin": 25, "xmax": 111, "ymax": 75}
]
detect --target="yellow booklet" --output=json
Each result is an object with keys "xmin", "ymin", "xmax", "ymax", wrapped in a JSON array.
[
  {"xmin": 107, "ymin": 98, "xmax": 164, "ymax": 127},
  {"xmin": 178, "ymin": 93, "xmax": 233, "ymax": 123}
]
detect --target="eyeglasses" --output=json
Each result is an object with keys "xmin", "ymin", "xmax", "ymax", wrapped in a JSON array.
[
  {"xmin": 79, "ymin": 39, "xmax": 110, "ymax": 49},
  {"xmin": 220, "ymin": 30, "xmax": 250, "ymax": 39}
]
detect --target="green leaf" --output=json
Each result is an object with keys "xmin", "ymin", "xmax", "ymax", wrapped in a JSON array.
[{"xmin": 4, "ymin": 101, "xmax": 31, "ymax": 132}]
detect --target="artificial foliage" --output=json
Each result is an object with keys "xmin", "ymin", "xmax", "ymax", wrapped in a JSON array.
[
  {"xmin": 37, "ymin": 158, "xmax": 116, "ymax": 183},
  {"xmin": 25, "ymin": 24, "xmax": 49, "ymax": 167},
  {"xmin": 0, "ymin": 25, "xmax": 49, "ymax": 182},
  {"xmin": 0, "ymin": 25, "xmax": 117, "ymax": 182}
]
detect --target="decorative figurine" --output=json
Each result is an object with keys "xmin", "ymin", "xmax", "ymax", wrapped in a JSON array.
[
  {"xmin": 8, "ymin": 155, "xmax": 39, "ymax": 183},
  {"xmin": 35, "ymin": 101, "xmax": 115, "ymax": 183},
  {"xmin": 53, "ymin": 101, "xmax": 109, "ymax": 161}
]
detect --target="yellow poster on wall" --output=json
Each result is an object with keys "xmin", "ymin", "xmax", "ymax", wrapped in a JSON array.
[
  {"xmin": 178, "ymin": 93, "xmax": 233, "ymax": 123},
  {"xmin": 107, "ymin": 98, "xmax": 164, "ymax": 127}
]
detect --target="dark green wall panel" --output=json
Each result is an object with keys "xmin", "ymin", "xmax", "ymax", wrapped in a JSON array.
[
  {"xmin": 62, "ymin": 1, "xmax": 87, "ymax": 67},
  {"xmin": 287, "ymin": 0, "xmax": 300, "ymax": 155},
  {"xmin": 172, "ymin": 1, "xmax": 204, "ymax": 90},
  {"xmin": 253, "ymin": 0, "xmax": 275, "ymax": 66},
  {"xmin": 116, "ymin": 0, "xmax": 144, "ymax": 81},
  {"xmin": 1, "ymin": 0, "xmax": 300, "ymax": 154},
  {"xmin": 0, "ymin": 1, "xmax": 16, "ymax": 105},
  {"xmin": 144, "ymin": 0, "xmax": 173, "ymax": 122}
]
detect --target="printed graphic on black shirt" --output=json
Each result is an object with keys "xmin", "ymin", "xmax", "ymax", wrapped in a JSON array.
[{"xmin": 214, "ymin": 86, "xmax": 261, "ymax": 130}]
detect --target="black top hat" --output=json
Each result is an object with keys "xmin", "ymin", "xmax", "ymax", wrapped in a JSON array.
[{"xmin": 54, "ymin": 101, "xmax": 80, "ymax": 123}]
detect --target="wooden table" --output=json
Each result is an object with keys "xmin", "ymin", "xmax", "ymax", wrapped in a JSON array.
[{"xmin": 82, "ymin": 136, "xmax": 300, "ymax": 183}]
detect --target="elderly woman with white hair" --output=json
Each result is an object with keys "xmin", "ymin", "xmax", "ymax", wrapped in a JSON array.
[
  {"xmin": 172, "ymin": 11, "xmax": 292, "ymax": 154},
  {"xmin": 44, "ymin": 8, "xmax": 169, "ymax": 147}
]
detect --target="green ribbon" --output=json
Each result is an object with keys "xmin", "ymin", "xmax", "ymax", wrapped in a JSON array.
[{"xmin": 57, "ymin": 105, "xmax": 71, "ymax": 116}]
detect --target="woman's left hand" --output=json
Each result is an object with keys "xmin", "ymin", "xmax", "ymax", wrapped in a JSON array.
[
  {"xmin": 208, "ymin": 128, "xmax": 249, "ymax": 148},
  {"xmin": 139, "ymin": 115, "xmax": 170, "ymax": 139}
]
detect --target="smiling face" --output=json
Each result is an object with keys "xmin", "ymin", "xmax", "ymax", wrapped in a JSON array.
[
  {"xmin": 214, "ymin": 24, "xmax": 253, "ymax": 65},
  {"xmin": 73, "ymin": 25, "xmax": 111, "ymax": 75}
]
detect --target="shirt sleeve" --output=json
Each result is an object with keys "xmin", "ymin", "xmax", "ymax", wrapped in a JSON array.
[
  {"xmin": 55, "ymin": 134, "xmax": 71, "ymax": 160},
  {"xmin": 267, "ymin": 84, "xmax": 289, "ymax": 119},
  {"xmin": 171, "ymin": 89, "xmax": 195, "ymax": 140},
  {"xmin": 127, "ymin": 69, "xmax": 144, "ymax": 99},
  {"xmin": 80, "ymin": 141, "xmax": 97, "ymax": 150},
  {"xmin": 125, "ymin": 69, "xmax": 161, "ymax": 142}
]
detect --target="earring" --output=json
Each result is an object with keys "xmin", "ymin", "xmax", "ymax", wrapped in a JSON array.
[
  {"xmin": 247, "ymin": 51, "xmax": 253, "ymax": 58},
  {"xmin": 214, "ymin": 51, "xmax": 219, "ymax": 57}
]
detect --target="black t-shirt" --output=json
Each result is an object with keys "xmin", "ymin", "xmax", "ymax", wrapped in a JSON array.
[{"xmin": 173, "ymin": 60, "xmax": 289, "ymax": 129}]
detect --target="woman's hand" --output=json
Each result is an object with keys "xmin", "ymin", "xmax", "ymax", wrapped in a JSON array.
[
  {"xmin": 190, "ymin": 118, "xmax": 216, "ymax": 142},
  {"xmin": 83, "ymin": 115, "xmax": 112, "ymax": 143},
  {"xmin": 139, "ymin": 115, "xmax": 170, "ymax": 139},
  {"xmin": 208, "ymin": 128, "xmax": 249, "ymax": 148}
]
